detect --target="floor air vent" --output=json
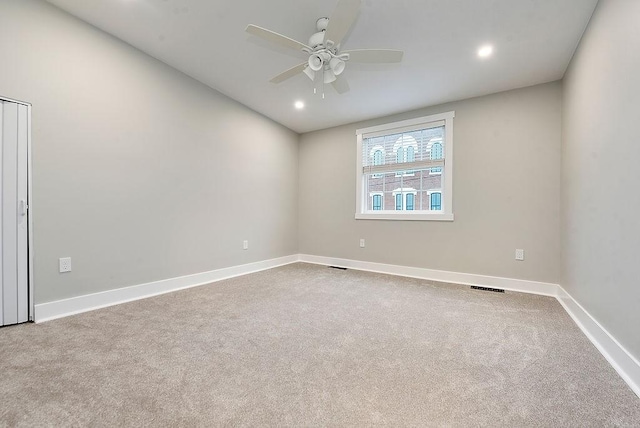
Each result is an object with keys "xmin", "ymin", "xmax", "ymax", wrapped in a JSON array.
[
  {"xmin": 329, "ymin": 266, "xmax": 348, "ymax": 270},
  {"xmin": 471, "ymin": 286, "xmax": 505, "ymax": 293}
]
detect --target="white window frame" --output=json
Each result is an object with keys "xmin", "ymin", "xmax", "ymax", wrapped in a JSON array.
[{"xmin": 355, "ymin": 111, "xmax": 455, "ymax": 221}]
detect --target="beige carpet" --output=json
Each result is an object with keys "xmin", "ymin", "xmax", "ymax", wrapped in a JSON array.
[{"xmin": 1, "ymin": 263, "xmax": 639, "ymax": 426}]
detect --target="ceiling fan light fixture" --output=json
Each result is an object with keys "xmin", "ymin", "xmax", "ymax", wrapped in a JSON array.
[
  {"xmin": 303, "ymin": 66, "xmax": 315, "ymax": 81},
  {"xmin": 324, "ymin": 69, "xmax": 337, "ymax": 84},
  {"xmin": 245, "ymin": 0, "xmax": 403, "ymax": 97},
  {"xmin": 329, "ymin": 57, "xmax": 345, "ymax": 75},
  {"xmin": 308, "ymin": 54, "xmax": 324, "ymax": 71}
]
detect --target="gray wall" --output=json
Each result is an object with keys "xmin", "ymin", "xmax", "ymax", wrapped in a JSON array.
[
  {"xmin": 299, "ymin": 82, "xmax": 562, "ymax": 284},
  {"xmin": 562, "ymin": 0, "xmax": 640, "ymax": 359},
  {"xmin": 0, "ymin": 0, "xmax": 299, "ymax": 304}
]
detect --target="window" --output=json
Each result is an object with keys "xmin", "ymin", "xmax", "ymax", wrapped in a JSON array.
[
  {"xmin": 395, "ymin": 194, "xmax": 402, "ymax": 210},
  {"xmin": 370, "ymin": 146, "xmax": 384, "ymax": 178},
  {"xmin": 373, "ymin": 149, "xmax": 383, "ymax": 166},
  {"xmin": 428, "ymin": 140, "xmax": 443, "ymax": 174},
  {"xmin": 407, "ymin": 145, "xmax": 415, "ymax": 162},
  {"xmin": 393, "ymin": 135, "xmax": 417, "ymax": 176},
  {"xmin": 429, "ymin": 192, "xmax": 442, "ymax": 210},
  {"xmin": 391, "ymin": 188, "xmax": 417, "ymax": 211},
  {"xmin": 406, "ymin": 193, "xmax": 414, "ymax": 211},
  {"xmin": 372, "ymin": 194, "xmax": 382, "ymax": 210},
  {"xmin": 355, "ymin": 111, "xmax": 455, "ymax": 221}
]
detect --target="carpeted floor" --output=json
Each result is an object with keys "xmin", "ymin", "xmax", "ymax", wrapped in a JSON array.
[{"xmin": 1, "ymin": 263, "xmax": 639, "ymax": 426}]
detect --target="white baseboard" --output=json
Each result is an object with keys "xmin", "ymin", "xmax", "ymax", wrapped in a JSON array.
[
  {"xmin": 299, "ymin": 253, "xmax": 640, "ymax": 398},
  {"xmin": 557, "ymin": 286, "xmax": 640, "ymax": 398},
  {"xmin": 34, "ymin": 255, "xmax": 298, "ymax": 323},
  {"xmin": 298, "ymin": 254, "xmax": 558, "ymax": 296}
]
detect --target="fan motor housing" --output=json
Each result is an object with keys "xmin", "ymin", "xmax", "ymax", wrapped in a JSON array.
[{"xmin": 309, "ymin": 17, "xmax": 330, "ymax": 49}]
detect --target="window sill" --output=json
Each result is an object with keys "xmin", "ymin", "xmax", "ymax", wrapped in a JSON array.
[{"xmin": 355, "ymin": 212, "xmax": 454, "ymax": 221}]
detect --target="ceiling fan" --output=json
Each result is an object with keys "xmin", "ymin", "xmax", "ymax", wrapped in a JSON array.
[{"xmin": 245, "ymin": 0, "xmax": 403, "ymax": 97}]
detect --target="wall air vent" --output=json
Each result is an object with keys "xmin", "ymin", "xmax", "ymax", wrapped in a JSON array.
[{"xmin": 471, "ymin": 286, "xmax": 505, "ymax": 293}]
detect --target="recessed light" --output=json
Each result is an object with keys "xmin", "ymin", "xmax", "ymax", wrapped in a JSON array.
[
  {"xmin": 478, "ymin": 45, "xmax": 493, "ymax": 58},
  {"xmin": 294, "ymin": 101, "xmax": 305, "ymax": 110}
]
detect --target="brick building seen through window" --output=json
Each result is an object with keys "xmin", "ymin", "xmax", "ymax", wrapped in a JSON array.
[{"xmin": 365, "ymin": 130, "xmax": 443, "ymax": 212}]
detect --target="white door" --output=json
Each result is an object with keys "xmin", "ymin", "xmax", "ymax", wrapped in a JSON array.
[{"xmin": 0, "ymin": 99, "xmax": 29, "ymax": 326}]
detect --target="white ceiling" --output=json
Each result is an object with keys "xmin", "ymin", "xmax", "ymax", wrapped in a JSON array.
[{"xmin": 46, "ymin": 0, "xmax": 597, "ymax": 134}]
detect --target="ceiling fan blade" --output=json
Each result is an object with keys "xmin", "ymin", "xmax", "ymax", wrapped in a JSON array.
[
  {"xmin": 270, "ymin": 63, "xmax": 308, "ymax": 84},
  {"xmin": 332, "ymin": 76, "xmax": 350, "ymax": 94},
  {"xmin": 325, "ymin": 0, "xmax": 361, "ymax": 46},
  {"xmin": 343, "ymin": 49, "xmax": 404, "ymax": 63},
  {"xmin": 246, "ymin": 24, "xmax": 311, "ymax": 52}
]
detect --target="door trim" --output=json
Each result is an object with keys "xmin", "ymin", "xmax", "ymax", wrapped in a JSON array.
[{"xmin": 1, "ymin": 96, "xmax": 34, "ymax": 322}]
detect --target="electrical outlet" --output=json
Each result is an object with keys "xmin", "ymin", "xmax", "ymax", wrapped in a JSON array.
[
  {"xmin": 360, "ymin": 239, "xmax": 365, "ymax": 248},
  {"xmin": 243, "ymin": 240, "xmax": 249, "ymax": 250},
  {"xmin": 515, "ymin": 249, "xmax": 525, "ymax": 261},
  {"xmin": 59, "ymin": 257, "xmax": 72, "ymax": 273}
]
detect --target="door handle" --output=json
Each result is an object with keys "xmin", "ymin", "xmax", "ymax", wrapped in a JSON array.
[{"xmin": 19, "ymin": 199, "xmax": 27, "ymax": 216}]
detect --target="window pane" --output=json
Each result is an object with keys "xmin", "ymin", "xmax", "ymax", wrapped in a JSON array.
[
  {"xmin": 421, "ymin": 166, "xmax": 444, "ymax": 193},
  {"xmin": 430, "ymin": 142, "xmax": 443, "ymax": 173},
  {"xmin": 430, "ymin": 192, "xmax": 442, "ymax": 210},
  {"xmin": 365, "ymin": 171, "xmax": 403, "ymax": 198},
  {"xmin": 373, "ymin": 194, "xmax": 382, "ymax": 210},
  {"xmin": 364, "ymin": 168, "xmax": 443, "ymax": 213},
  {"xmin": 406, "ymin": 193, "xmax": 414, "ymax": 210},
  {"xmin": 419, "ymin": 166, "xmax": 444, "ymax": 211},
  {"xmin": 373, "ymin": 150, "xmax": 383, "ymax": 166},
  {"xmin": 362, "ymin": 126, "xmax": 444, "ymax": 169}
]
